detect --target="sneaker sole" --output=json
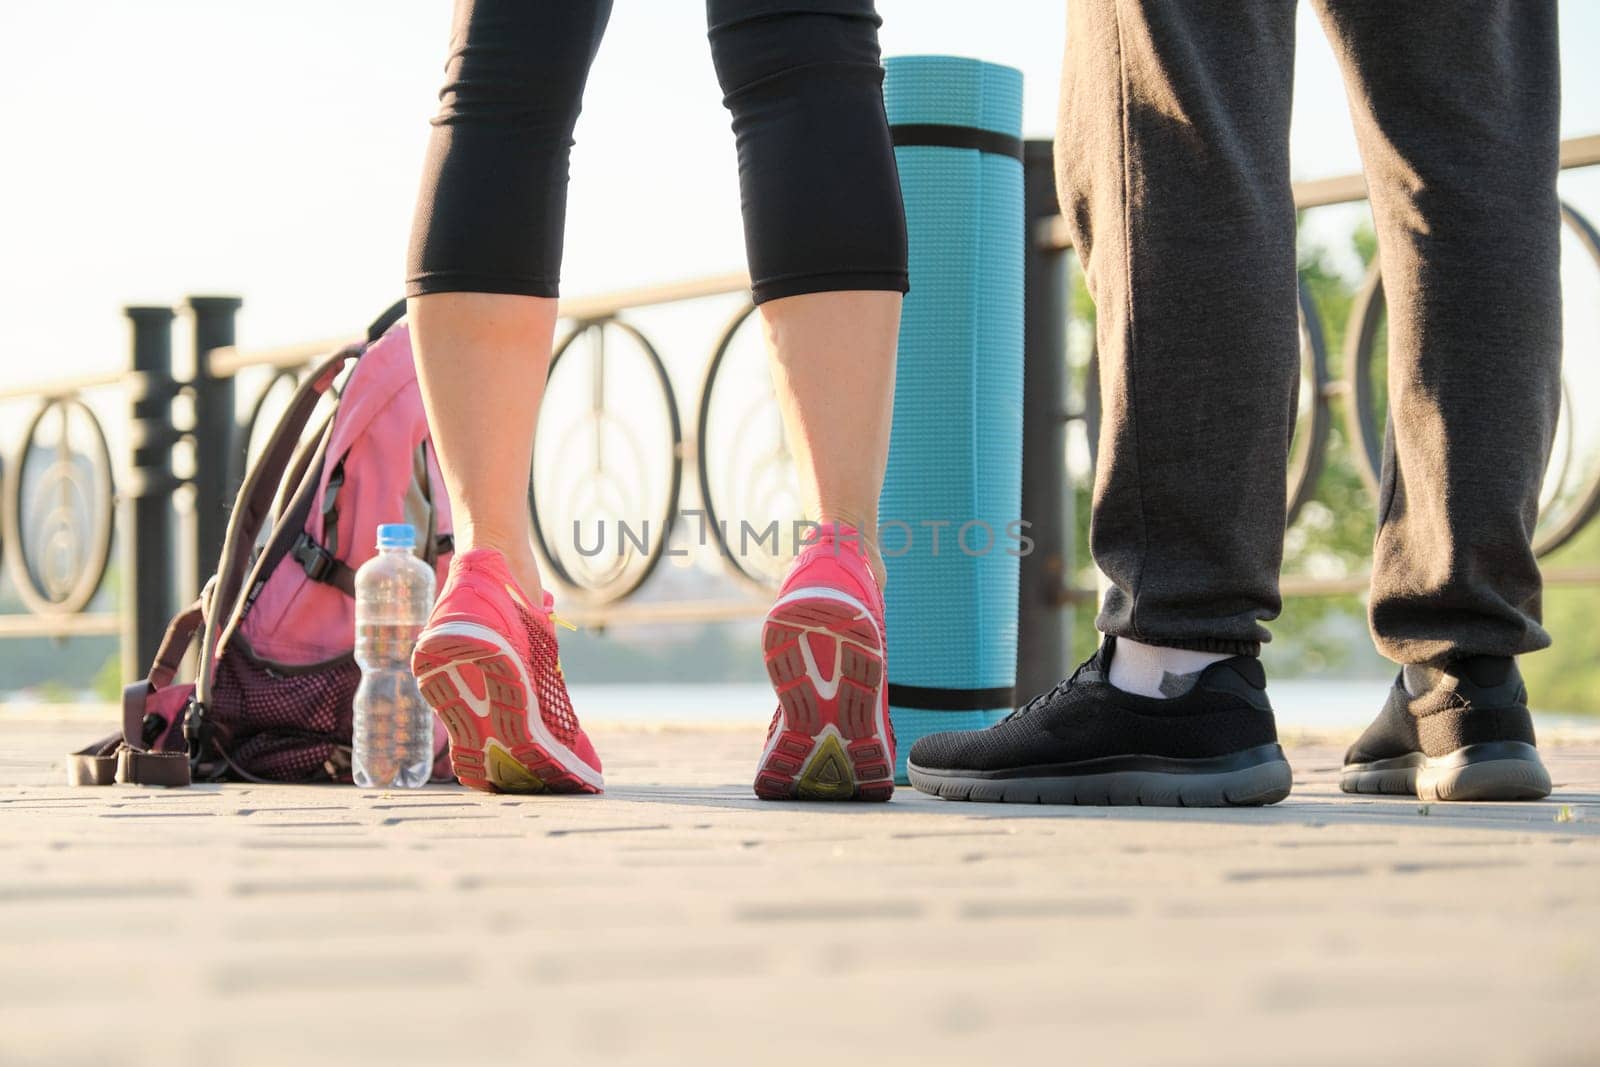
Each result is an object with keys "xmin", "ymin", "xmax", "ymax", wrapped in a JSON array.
[
  {"xmin": 1341, "ymin": 741, "xmax": 1551, "ymax": 801},
  {"xmin": 906, "ymin": 744, "xmax": 1293, "ymax": 807},
  {"xmin": 413, "ymin": 622, "xmax": 602, "ymax": 795},
  {"xmin": 755, "ymin": 587, "xmax": 893, "ymax": 802}
]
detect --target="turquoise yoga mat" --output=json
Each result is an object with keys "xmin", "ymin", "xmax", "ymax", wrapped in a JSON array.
[{"xmin": 880, "ymin": 56, "xmax": 1025, "ymax": 783}]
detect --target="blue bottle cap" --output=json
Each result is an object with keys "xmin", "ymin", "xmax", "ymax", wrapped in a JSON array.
[{"xmin": 376, "ymin": 523, "xmax": 416, "ymax": 550}]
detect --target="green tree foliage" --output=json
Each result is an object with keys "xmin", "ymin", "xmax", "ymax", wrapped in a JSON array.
[
  {"xmin": 1523, "ymin": 520, "xmax": 1600, "ymax": 712},
  {"xmin": 1269, "ymin": 217, "xmax": 1386, "ymax": 678}
]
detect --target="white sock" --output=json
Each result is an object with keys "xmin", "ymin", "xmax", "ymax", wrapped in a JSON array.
[{"xmin": 1108, "ymin": 638, "xmax": 1230, "ymax": 699}]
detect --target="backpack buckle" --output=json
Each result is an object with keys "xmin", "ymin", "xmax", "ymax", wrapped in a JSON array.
[
  {"xmin": 182, "ymin": 696, "xmax": 209, "ymax": 763},
  {"xmin": 291, "ymin": 532, "xmax": 336, "ymax": 582}
]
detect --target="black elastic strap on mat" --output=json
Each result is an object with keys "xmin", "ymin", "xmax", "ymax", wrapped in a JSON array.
[
  {"xmin": 887, "ymin": 682, "xmax": 1016, "ymax": 712},
  {"xmin": 890, "ymin": 123, "xmax": 1024, "ymax": 162}
]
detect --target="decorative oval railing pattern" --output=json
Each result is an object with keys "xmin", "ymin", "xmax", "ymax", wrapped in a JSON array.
[
  {"xmin": 532, "ymin": 317, "xmax": 684, "ymax": 603},
  {"xmin": 0, "ymin": 365, "xmax": 127, "ymax": 647},
  {"xmin": 2, "ymin": 395, "xmax": 116, "ymax": 616},
  {"xmin": 697, "ymin": 303, "xmax": 804, "ymax": 591},
  {"xmin": 2, "ymin": 135, "xmax": 1598, "ymax": 694}
]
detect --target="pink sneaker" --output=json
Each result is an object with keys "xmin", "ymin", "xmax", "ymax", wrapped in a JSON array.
[
  {"xmin": 411, "ymin": 548, "xmax": 603, "ymax": 794},
  {"xmin": 755, "ymin": 525, "xmax": 894, "ymax": 801}
]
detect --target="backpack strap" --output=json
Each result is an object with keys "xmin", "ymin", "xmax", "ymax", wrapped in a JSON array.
[
  {"xmin": 294, "ymin": 456, "xmax": 358, "ymax": 596},
  {"xmin": 274, "ymin": 300, "xmax": 412, "ymax": 596},
  {"xmin": 269, "ymin": 406, "xmax": 336, "ymax": 535},
  {"xmin": 206, "ymin": 348, "xmax": 357, "ymax": 634},
  {"xmin": 367, "ymin": 298, "xmax": 407, "ymax": 344},
  {"xmin": 191, "ymin": 346, "xmax": 360, "ymax": 757},
  {"xmin": 418, "ymin": 440, "xmax": 446, "ymax": 568},
  {"xmin": 68, "ymin": 601, "xmax": 205, "ymax": 786},
  {"xmin": 67, "ymin": 734, "xmax": 122, "ymax": 786},
  {"xmin": 289, "ymin": 531, "xmax": 357, "ymax": 596},
  {"xmin": 219, "ymin": 418, "xmax": 339, "ymax": 650}
]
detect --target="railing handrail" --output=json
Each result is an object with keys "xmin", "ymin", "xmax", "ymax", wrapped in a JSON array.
[
  {"xmin": 203, "ymin": 271, "xmax": 756, "ymax": 379},
  {"xmin": 0, "ymin": 370, "xmax": 128, "ymax": 404}
]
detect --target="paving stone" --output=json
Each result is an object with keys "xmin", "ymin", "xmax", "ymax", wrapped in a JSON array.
[{"xmin": 0, "ymin": 711, "xmax": 1597, "ymax": 1066}]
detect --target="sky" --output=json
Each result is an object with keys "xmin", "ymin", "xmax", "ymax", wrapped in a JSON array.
[{"xmin": 2, "ymin": 1, "xmax": 1598, "ymax": 387}]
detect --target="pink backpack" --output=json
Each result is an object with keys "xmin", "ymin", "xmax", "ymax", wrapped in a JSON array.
[{"xmin": 70, "ymin": 303, "xmax": 455, "ymax": 787}]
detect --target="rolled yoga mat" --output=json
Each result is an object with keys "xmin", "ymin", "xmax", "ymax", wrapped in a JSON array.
[{"xmin": 880, "ymin": 56, "xmax": 1025, "ymax": 783}]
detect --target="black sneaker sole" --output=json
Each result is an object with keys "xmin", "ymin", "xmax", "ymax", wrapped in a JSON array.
[
  {"xmin": 906, "ymin": 743, "xmax": 1292, "ymax": 807},
  {"xmin": 1341, "ymin": 741, "xmax": 1551, "ymax": 801}
]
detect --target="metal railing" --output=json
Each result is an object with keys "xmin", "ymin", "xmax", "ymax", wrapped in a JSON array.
[{"xmin": 2, "ymin": 137, "xmax": 1597, "ymax": 700}]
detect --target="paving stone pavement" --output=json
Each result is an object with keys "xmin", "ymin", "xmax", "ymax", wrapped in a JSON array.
[{"xmin": 2, "ymin": 710, "xmax": 1598, "ymax": 1067}]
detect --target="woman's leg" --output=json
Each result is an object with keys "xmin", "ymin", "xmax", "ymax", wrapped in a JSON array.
[
  {"xmin": 407, "ymin": 0, "xmax": 612, "ymax": 603},
  {"xmin": 405, "ymin": 0, "xmax": 612, "ymax": 795},
  {"xmin": 761, "ymin": 290, "xmax": 900, "ymax": 586},
  {"xmin": 407, "ymin": 294, "xmax": 555, "ymax": 604},
  {"xmin": 708, "ymin": 1, "xmax": 908, "ymax": 800},
  {"xmin": 706, "ymin": 0, "xmax": 908, "ymax": 587}
]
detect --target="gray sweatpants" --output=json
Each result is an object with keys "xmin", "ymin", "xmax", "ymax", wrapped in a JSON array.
[{"xmin": 1057, "ymin": 0, "xmax": 1562, "ymax": 664}]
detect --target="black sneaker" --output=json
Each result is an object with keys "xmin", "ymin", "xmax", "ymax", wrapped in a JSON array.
[
  {"xmin": 1341, "ymin": 656, "xmax": 1551, "ymax": 801},
  {"xmin": 906, "ymin": 638, "xmax": 1292, "ymax": 806}
]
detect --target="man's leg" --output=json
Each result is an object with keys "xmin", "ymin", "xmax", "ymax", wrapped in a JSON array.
[
  {"xmin": 1312, "ymin": 0, "xmax": 1562, "ymax": 665},
  {"xmin": 906, "ymin": 1, "xmax": 1298, "ymax": 806},
  {"xmin": 1320, "ymin": 0, "xmax": 1560, "ymax": 800},
  {"xmin": 1061, "ymin": 0, "xmax": 1301, "ymax": 662}
]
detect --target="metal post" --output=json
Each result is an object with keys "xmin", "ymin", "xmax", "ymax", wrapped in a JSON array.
[
  {"xmin": 1015, "ymin": 140, "xmax": 1073, "ymax": 703},
  {"xmin": 187, "ymin": 295, "xmax": 242, "ymax": 600},
  {"xmin": 122, "ymin": 306, "xmax": 180, "ymax": 680}
]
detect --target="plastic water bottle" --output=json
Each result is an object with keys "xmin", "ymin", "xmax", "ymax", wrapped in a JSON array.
[{"xmin": 353, "ymin": 523, "xmax": 436, "ymax": 788}]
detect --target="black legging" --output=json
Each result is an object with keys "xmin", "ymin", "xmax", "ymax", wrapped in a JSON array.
[{"xmin": 406, "ymin": 0, "xmax": 909, "ymax": 305}]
